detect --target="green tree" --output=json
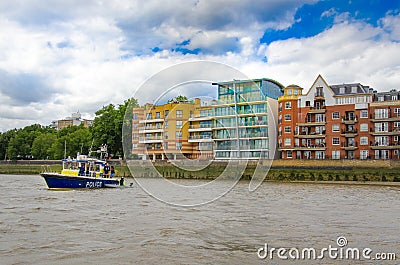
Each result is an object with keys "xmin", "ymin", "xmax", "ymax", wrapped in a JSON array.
[
  {"xmin": 0, "ymin": 129, "xmax": 17, "ymax": 160},
  {"xmin": 49, "ymin": 126, "xmax": 92, "ymax": 159},
  {"xmin": 91, "ymin": 98, "xmax": 139, "ymax": 158},
  {"xmin": 168, "ymin": 95, "xmax": 188, "ymax": 103},
  {"xmin": 6, "ymin": 124, "xmax": 44, "ymax": 159},
  {"xmin": 31, "ymin": 133, "xmax": 57, "ymax": 159}
]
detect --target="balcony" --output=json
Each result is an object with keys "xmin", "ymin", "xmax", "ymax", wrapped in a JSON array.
[
  {"xmin": 341, "ymin": 115, "xmax": 358, "ymax": 124},
  {"xmin": 139, "ymin": 125, "xmax": 164, "ymax": 133},
  {"xmin": 314, "ymin": 92, "xmax": 324, "ymax": 98},
  {"xmin": 139, "ymin": 118, "xmax": 164, "ymax": 124},
  {"xmin": 295, "ymin": 131, "xmax": 326, "ymax": 138},
  {"xmin": 188, "ymin": 124, "xmax": 212, "ymax": 132},
  {"xmin": 370, "ymin": 113, "xmax": 400, "ymax": 122},
  {"xmin": 139, "ymin": 136, "xmax": 163, "ymax": 144},
  {"xmin": 188, "ymin": 114, "xmax": 212, "ymax": 122},
  {"xmin": 293, "ymin": 143, "xmax": 326, "ymax": 151},
  {"xmin": 188, "ymin": 135, "xmax": 213, "ymax": 143},
  {"xmin": 341, "ymin": 142, "xmax": 358, "ymax": 150},
  {"xmin": 370, "ymin": 128, "xmax": 400, "ymax": 135},
  {"xmin": 308, "ymin": 106, "xmax": 326, "ymax": 113},
  {"xmin": 370, "ymin": 141, "xmax": 400, "ymax": 149},
  {"xmin": 297, "ymin": 119, "xmax": 326, "ymax": 126},
  {"xmin": 340, "ymin": 129, "xmax": 358, "ymax": 137}
]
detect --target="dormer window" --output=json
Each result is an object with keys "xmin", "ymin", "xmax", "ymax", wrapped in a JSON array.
[
  {"xmin": 351, "ymin": 86, "xmax": 357, "ymax": 93},
  {"xmin": 339, "ymin": 87, "xmax": 345, "ymax": 94},
  {"xmin": 287, "ymin": 90, "xmax": 292, "ymax": 95}
]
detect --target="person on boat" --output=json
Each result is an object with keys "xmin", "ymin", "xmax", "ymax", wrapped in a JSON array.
[
  {"xmin": 79, "ymin": 164, "xmax": 85, "ymax": 176},
  {"xmin": 110, "ymin": 165, "xmax": 115, "ymax": 178},
  {"xmin": 119, "ymin": 177, "xmax": 124, "ymax": 186},
  {"xmin": 104, "ymin": 163, "xmax": 110, "ymax": 178}
]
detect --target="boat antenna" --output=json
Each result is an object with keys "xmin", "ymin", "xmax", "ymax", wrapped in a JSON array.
[
  {"xmin": 88, "ymin": 139, "xmax": 94, "ymax": 157},
  {"xmin": 64, "ymin": 140, "xmax": 67, "ymax": 159}
]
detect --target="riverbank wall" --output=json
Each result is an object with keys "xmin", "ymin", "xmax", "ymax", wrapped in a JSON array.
[{"xmin": 2, "ymin": 159, "xmax": 400, "ymax": 182}]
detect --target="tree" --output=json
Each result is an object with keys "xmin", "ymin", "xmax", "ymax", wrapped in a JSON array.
[
  {"xmin": 168, "ymin": 95, "xmax": 188, "ymax": 103},
  {"xmin": 6, "ymin": 124, "xmax": 44, "ymax": 160},
  {"xmin": 0, "ymin": 129, "xmax": 16, "ymax": 160},
  {"xmin": 31, "ymin": 133, "xmax": 57, "ymax": 159},
  {"xmin": 91, "ymin": 98, "xmax": 139, "ymax": 158}
]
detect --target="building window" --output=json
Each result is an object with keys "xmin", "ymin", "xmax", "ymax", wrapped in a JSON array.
[
  {"xmin": 332, "ymin": 124, "xmax": 340, "ymax": 132},
  {"xmin": 164, "ymin": 143, "xmax": 168, "ymax": 150},
  {"xmin": 279, "ymin": 103, "xmax": 282, "ymax": 112},
  {"xmin": 294, "ymin": 90, "xmax": 298, "ymax": 95},
  {"xmin": 394, "ymin": 122, "xmax": 400, "ymax": 128},
  {"xmin": 332, "ymin": 112, "xmax": 340, "ymax": 120},
  {"xmin": 156, "ymin": 112, "xmax": 160, "ymax": 119},
  {"xmin": 164, "ymin": 132, "xmax": 168, "ymax": 139},
  {"xmin": 394, "ymin": 108, "xmax": 400, "ymax": 114},
  {"xmin": 284, "ymin": 114, "xmax": 291, "ymax": 121},
  {"xmin": 284, "ymin": 138, "xmax": 291, "ymax": 146},
  {"xmin": 340, "ymin": 87, "xmax": 345, "ymax": 94},
  {"xmin": 176, "ymin": 110, "xmax": 183, "ymax": 118},
  {"xmin": 360, "ymin": 150, "xmax": 369, "ymax": 159},
  {"xmin": 165, "ymin": 121, "xmax": 169, "ymax": 129},
  {"xmin": 375, "ymin": 109, "xmax": 388, "ymax": 119},
  {"xmin": 360, "ymin": 137, "xmax": 368, "ymax": 145},
  {"xmin": 360, "ymin": 123, "xmax": 369, "ymax": 132},
  {"xmin": 351, "ymin": 86, "xmax": 357, "ymax": 93},
  {"xmin": 133, "ymin": 133, "xmax": 138, "ymax": 140},
  {"xmin": 132, "ymin": 144, "xmax": 138, "ymax": 150},
  {"xmin": 133, "ymin": 123, "xmax": 138, "ymax": 130},
  {"xmin": 133, "ymin": 113, "xmax": 139, "ymax": 120},
  {"xmin": 360, "ymin": 110, "xmax": 368, "ymax": 118},
  {"xmin": 285, "ymin": 102, "xmax": 291, "ymax": 109},
  {"xmin": 332, "ymin": 137, "xmax": 340, "ymax": 145},
  {"xmin": 165, "ymin": 110, "xmax": 169, "ymax": 117},
  {"xmin": 284, "ymin": 126, "xmax": 291, "ymax": 133},
  {"xmin": 394, "ymin": 135, "xmax": 398, "ymax": 142},
  {"xmin": 176, "ymin": 131, "xmax": 182, "ymax": 139},
  {"xmin": 176, "ymin": 142, "xmax": 182, "ymax": 150},
  {"xmin": 392, "ymin": 95, "xmax": 398, "ymax": 101},
  {"xmin": 146, "ymin": 113, "xmax": 152, "ymax": 120},
  {"xmin": 305, "ymin": 101, "xmax": 310, "ymax": 107},
  {"xmin": 332, "ymin": 150, "xmax": 340, "ymax": 159},
  {"xmin": 176, "ymin": 120, "xmax": 182, "ymax": 128},
  {"xmin": 378, "ymin": 96, "xmax": 384, "ymax": 101},
  {"xmin": 287, "ymin": 151, "xmax": 293, "ymax": 158},
  {"xmin": 287, "ymin": 90, "xmax": 292, "ymax": 95},
  {"xmin": 375, "ymin": 122, "xmax": 388, "ymax": 132}
]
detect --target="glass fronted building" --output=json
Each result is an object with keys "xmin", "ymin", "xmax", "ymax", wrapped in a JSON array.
[{"xmin": 211, "ymin": 78, "xmax": 284, "ymax": 159}]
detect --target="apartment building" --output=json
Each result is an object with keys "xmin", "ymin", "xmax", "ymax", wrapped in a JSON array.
[
  {"xmin": 369, "ymin": 90, "xmax": 400, "ymax": 159},
  {"xmin": 278, "ymin": 74, "xmax": 400, "ymax": 160},
  {"xmin": 132, "ymin": 99, "xmax": 200, "ymax": 160},
  {"xmin": 210, "ymin": 78, "xmax": 283, "ymax": 160},
  {"xmin": 187, "ymin": 100, "xmax": 214, "ymax": 160},
  {"xmin": 53, "ymin": 111, "xmax": 93, "ymax": 130},
  {"xmin": 132, "ymin": 78, "xmax": 284, "ymax": 161}
]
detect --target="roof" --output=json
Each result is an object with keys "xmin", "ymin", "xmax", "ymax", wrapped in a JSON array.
[
  {"xmin": 330, "ymin": 83, "xmax": 373, "ymax": 96},
  {"xmin": 212, "ymin": 78, "xmax": 284, "ymax": 89}
]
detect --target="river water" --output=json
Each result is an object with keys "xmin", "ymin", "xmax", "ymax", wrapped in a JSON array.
[{"xmin": 0, "ymin": 174, "xmax": 399, "ymax": 265}]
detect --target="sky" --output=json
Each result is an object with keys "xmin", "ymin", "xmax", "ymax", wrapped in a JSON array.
[{"xmin": 0, "ymin": 0, "xmax": 399, "ymax": 132}]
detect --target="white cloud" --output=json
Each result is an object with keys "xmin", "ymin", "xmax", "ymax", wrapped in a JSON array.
[{"xmin": 0, "ymin": 1, "xmax": 400, "ymax": 132}]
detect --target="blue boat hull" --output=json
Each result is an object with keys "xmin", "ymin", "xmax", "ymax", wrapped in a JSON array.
[{"xmin": 41, "ymin": 173, "xmax": 120, "ymax": 189}]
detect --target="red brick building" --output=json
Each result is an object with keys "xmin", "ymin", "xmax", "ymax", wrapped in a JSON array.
[{"xmin": 278, "ymin": 75, "xmax": 400, "ymax": 160}]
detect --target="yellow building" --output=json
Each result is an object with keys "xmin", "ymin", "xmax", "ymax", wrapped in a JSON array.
[
  {"xmin": 188, "ymin": 100, "xmax": 214, "ymax": 160},
  {"xmin": 132, "ymin": 99, "xmax": 200, "ymax": 160}
]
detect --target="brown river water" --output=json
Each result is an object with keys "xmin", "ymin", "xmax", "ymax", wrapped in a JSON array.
[{"xmin": 0, "ymin": 174, "xmax": 399, "ymax": 265}]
